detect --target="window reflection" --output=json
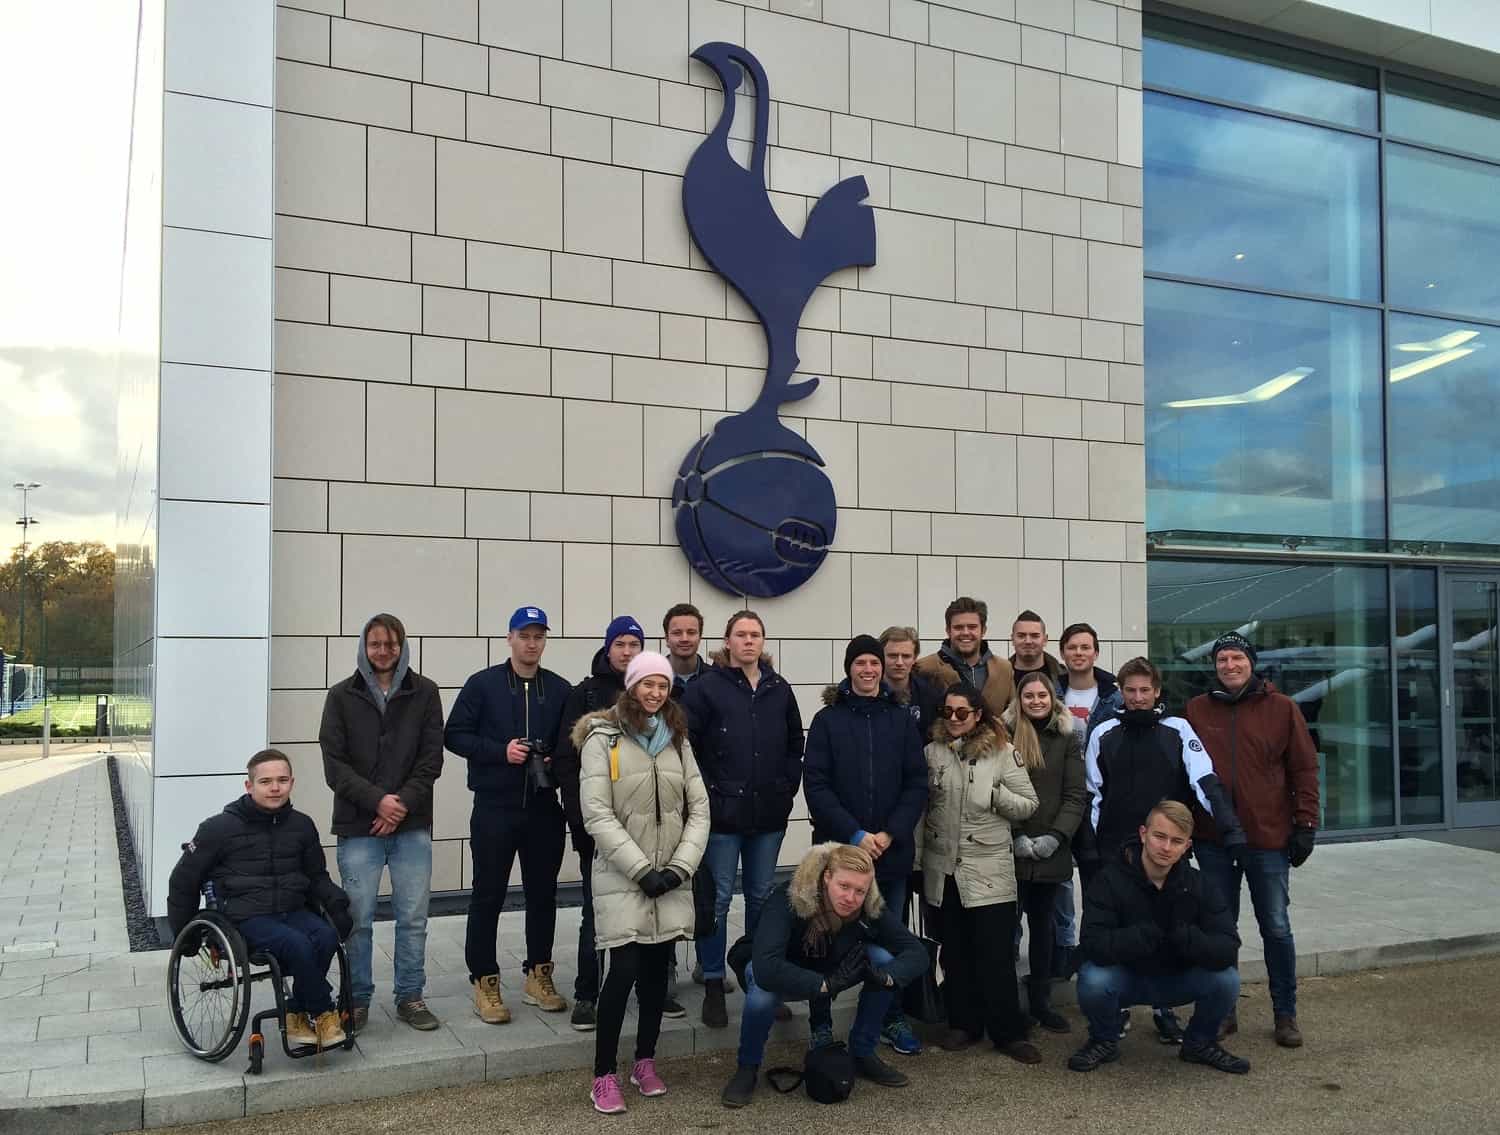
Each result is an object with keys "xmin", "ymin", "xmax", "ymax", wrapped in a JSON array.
[
  {"xmin": 1394, "ymin": 568, "xmax": 1442, "ymax": 824},
  {"xmin": 1144, "ymin": 93, "xmax": 1379, "ymax": 301},
  {"xmin": 1387, "ymin": 74, "xmax": 1500, "ymax": 163},
  {"xmin": 1145, "ymin": 16, "xmax": 1377, "ymax": 130},
  {"xmin": 1150, "ymin": 560, "xmax": 1394, "ymax": 831},
  {"xmin": 1387, "ymin": 313, "xmax": 1500, "ymax": 547},
  {"xmin": 1145, "ymin": 280, "xmax": 1384, "ymax": 544},
  {"xmin": 1387, "ymin": 144, "xmax": 1500, "ymax": 321}
]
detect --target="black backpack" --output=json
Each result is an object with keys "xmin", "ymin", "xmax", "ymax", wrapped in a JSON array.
[{"xmin": 767, "ymin": 1042, "xmax": 855, "ymax": 1104}]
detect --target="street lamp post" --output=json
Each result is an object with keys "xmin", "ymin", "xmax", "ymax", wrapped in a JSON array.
[{"xmin": 13, "ymin": 481, "xmax": 40, "ymax": 713}]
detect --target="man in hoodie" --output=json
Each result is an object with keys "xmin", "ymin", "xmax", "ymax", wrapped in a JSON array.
[
  {"xmin": 553, "ymin": 615, "xmax": 662, "ymax": 1030},
  {"xmin": 1051, "ymin": 622, "xmax": 1124, "ymax": 979},
  {"xmin": 913, "ymin": 597, "xmax": 1015, "ymax": 719},
  {"xmin": 802, "ymin": 635, "xmax": 929, "ymax": 1055},
  {"xmin": 320, "ymin": 613, "xmax": 445, "ymax": 1034},
  {"xmin": 1185, "ymin": 632, "xmax": 1320, "ymax": 1049},
  {"xmin": 446, "ymin": 606, "xmax": 572, "ymax": 1026},
  {"xmin": 1010, "ymin": 609, "xmax": 1064, "ymax": 683},
  {"xmin": 1083, "ymin": 656, "xmax": 1246, "ymax": 1045}
]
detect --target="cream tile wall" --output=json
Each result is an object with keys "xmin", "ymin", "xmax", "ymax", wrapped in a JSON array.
[{"xmin": 269, "ymin": 0, "xmax": 1147, "ymax": 891}]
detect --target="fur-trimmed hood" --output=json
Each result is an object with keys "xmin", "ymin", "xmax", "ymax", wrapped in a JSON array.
[
  {"xmin": 819, "ymin": 679, "xmax": 894, "ymax": 707},
  {"xmin": 929, "ymin": 718, "xmax": 1004, "ymax": 753},
  {"xmin": 788, "ymin": 841, "xmax": 887, "ymax": 921},
  {"xmin": 569, "ymin": 707, "xmax": 623, "ymax": 750},
  {"xmin": 1002, "ymin": 697, "xmax": 1076, "ymax": 738},
  {"xmin": 708, "ymin": 648, "xmax": 775, "ymax": 669}
]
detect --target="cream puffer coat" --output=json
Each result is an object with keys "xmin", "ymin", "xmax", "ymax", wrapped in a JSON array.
[
  {"xmin": 919, "ymin": 721, "xmax": 1040, "ymax": 910},
  {"xmin": 576, "ymin": 710, "xmax": 711, "ymax": 950}
]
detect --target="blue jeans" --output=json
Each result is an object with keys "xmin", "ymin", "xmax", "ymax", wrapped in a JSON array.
[
  {"xmin": 1195, "ymin": 843, "xmax": 1296, "ymax": 1016},
  {"xmin": 738, "ymin": 945, "xmax": 896, "ymax": 1065},
  {"xmin": 1076, "ymin": 961, "xmax": 1239, "ymax": 1046},
  {"xmin": 337, "ymin": 829, "xmax": 433, "ymax": 1006},
  {"xmin": 239, "ymin": 910, "xmax": 339, "ymax": 1016},
  {"xmin": 696, "ymin": 830, "xmax": 785, "ymax": 980},
  {"xmin": 1052, "ymin": 876, "xmax": 1077, "ymax": 948}
]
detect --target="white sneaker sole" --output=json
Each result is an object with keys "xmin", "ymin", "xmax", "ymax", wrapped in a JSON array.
[
  {"xmin": 630, "ymin": 1076, "xmax": 667, "ymax": 1097},
  {"xmin": 590, "ymin": 1090, "xmax": 627, "ymax": 1114}
]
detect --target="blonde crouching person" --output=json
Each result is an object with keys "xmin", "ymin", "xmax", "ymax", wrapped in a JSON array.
[
  {"xmin": 1003, "ymin": 669, "xmax": 1087, "ymax": 1033},
  {"xmin": 920, "ymin": 682, "xmax": 1041, "ymax": 1062},
  {"xmin": 576, "ymin": 652, "xmax": 710, "ymax": 1115}
]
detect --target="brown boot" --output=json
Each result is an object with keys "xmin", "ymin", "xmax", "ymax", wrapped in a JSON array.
[
  {"xmin": 998, "ymin": 1039, "xmax": 1044, "ymax": 1065},
  {"xmin": 473, "ymin": 974, "xmax": 511, "ymax": 1024},
  {"xmin": 1274, "ymin": 1014, "xmax": 1303, "ymax": 1048},
  {"xmin": 523, "ymin": 962, "xmax": 569, "ymax": 1012},
  {"xmin": 939, "ymin": 1027, "xmax": 980, "ymax": 1051},
  {"xmin": 314, "ymin": 1010, "xmax": 346, "ymax": 1049},
  {"xmin": 285, "ymin": 1011, "xmax": 317, "ymax": 1046}
]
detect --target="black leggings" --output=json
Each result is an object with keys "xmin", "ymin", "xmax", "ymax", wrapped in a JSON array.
[
  {"xmin": 1017, "ymin": 880, "xmax": 1059, "ymax": 984},
  {"xmin": 594, "ymin": 941, "xmax": 673, "ymax": 1076}
]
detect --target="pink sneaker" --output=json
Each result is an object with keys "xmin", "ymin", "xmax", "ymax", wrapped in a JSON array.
[
  {"xmin": 630, "ymin": 1057, "xmax": 667, "ymax": 1097},
  {"xmin": 591, "ymin": 1073, "xmax": 627, "ymax": 1114}
]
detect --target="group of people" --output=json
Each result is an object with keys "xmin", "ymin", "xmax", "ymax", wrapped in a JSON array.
[{"xmin": 165, "ymin": 595, "xmax": 1322, "ymax": 1115}]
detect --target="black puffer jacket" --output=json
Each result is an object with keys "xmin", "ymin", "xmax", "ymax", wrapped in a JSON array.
[
  {"xmin": 551, "ymin": 647, "xmax": 625, "ymax": 850},
  {"xmin": 166, "ymin": 797, "xmax": 347, "ymax": 937},
  {"xmin": 1080, "ymin": 838, "xmax": 1239, "ymax": 977},
  {"xmin": 803, "ymin": 681, "xmax": 927, "ymax": 880},
  {"xmin": 319, "ymin": 666, "xmax": 444, "ymax": 837},
  {"xmin": 680, "ymin": 657, "xmax": 804, "ymax": 835}
]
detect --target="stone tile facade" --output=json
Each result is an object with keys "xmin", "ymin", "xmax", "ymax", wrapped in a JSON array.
[{"xmin": 269, "ymin": 0, "xmax": 1147, "ymax": 890}]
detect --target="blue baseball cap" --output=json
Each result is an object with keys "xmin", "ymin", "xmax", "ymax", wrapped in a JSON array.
[{"xmin": 508, "ymin": 605, "xmax": 550, "ymax": 632}]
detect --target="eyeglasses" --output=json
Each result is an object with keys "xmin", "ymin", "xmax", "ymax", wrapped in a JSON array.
[{"xmin": 939, "ymin": 706, "xmax": 975, "ymax": 722}]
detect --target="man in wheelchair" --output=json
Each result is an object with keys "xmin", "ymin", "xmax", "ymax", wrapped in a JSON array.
[{"xmin": 168, "ymin": 749, "xmax": 355, "ymax": 1050}]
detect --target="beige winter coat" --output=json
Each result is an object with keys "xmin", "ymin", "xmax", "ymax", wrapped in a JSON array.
[
  {"xmin": 919, "ymin": 722, "xmax": 1039, "ymax": 909},
  {"xmin": 576, "ymin": 711, "xmax": 711, "ymax": 950}
]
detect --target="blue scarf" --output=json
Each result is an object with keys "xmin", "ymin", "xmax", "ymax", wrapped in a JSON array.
[{"xmin": 631, "ymin": 714, "xmax": 673, "ymax": 758}]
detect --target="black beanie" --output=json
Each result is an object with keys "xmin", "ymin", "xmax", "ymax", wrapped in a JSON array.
[
  {"xmin": 844, "ymin": 634, "xmax": 885, "ymax": 676},
  {"xmin": 1211, "ymin": 631, "xmax": 1258, "ymax": 667}
]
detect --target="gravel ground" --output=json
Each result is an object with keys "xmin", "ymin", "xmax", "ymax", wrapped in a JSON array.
[{"xmin": 160, "ymin": 956, "xmax": 1498, "ymax": 1135}]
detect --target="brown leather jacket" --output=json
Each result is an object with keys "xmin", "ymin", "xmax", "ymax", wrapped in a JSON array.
[
  {"xmin": 1185, "ymin": 680, "xmax": 1320, "ymax": 850},
  {"xmin": 914, "ymin": 642, "xmax": 1015, "ymax": 721}
]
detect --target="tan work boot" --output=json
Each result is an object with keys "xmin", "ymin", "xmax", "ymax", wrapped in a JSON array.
[
  {"xmin": 285, "ymin": 1011, "xmax": 317, "ymax": 1046},
  {"xmin": 1274, "ymin": 1014, "xmax": 1303, "ymax": 1048},
  {"xmin": 473, "ymin": 974, "xmax": 511, "ymax": 1024},
  {"xmin": 314, "ymin": 1010, "xmax": 346, "ymax": 1049},
  {"xmin": 523, "ymin": 961, "xmax": 569, "ymax": 1012}
]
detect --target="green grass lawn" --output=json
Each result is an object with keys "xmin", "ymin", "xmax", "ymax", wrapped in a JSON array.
[{"xmin": 1, "ymin": 694, "xmax": 148, "ymax": 732}]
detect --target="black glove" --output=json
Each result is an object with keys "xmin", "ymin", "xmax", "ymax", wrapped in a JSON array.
[
  {"xmin": 863, "ymin": 961, "xmax": 895, "ymax": 992},
  {"xmin": 825, "ymin": 945, "xmax": 870, "ymax": 996},
  {"xmin": 638, "ymin": 869, "xmax": 673, "ymax": 899},
  {"xmin": 1224, "ymin": 835, "xmax": 1249, "ymax": 869},
  {"xmin": 1132, "ymin": 923, "xmax": 1165, "ymax": 958},
  {"xmin": 1288, "ymin": 826, "xmax": 1316, "ymax": 868},
  {"xmin": 1167, "ymin": 923, "xmax": 1193, "ymax": 959},
  {"xmin": 326, "ymin": 900, "xmax": 354, "ymax": 942},
  {"xmin": 662, "ymin": 867, "xmax": 684, "ymax": 891}
]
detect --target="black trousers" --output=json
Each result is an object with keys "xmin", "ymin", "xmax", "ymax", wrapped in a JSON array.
[
  {"xmin": 464, "ymin": 793, "xmax": 566, "ymax": 981},
  {"xmin": 1017, "ymin": 879, "xmax": 1059, "ymax": 984},
  {"xmin": 594, "ymin": 940, "xmax": 673, "ymax": 1076},
  {"xmin": 939, "ymin": 875, "xmax": 1026, "ymax": 1044},
  {"xmin": 575, "ymin": 838, "xmax": 601, "ymax": 1001}
]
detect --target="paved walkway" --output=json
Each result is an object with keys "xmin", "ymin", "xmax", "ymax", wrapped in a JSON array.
[{"xmin": 3, "ymin": 753, "xmax": 1499, "ymax": 1134}]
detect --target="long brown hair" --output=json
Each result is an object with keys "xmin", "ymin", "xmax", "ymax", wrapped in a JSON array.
[
  {"xmin": 935, "ymin": 682, "xmax": 1009, "ymax": 746},
  {"xmin": 1008, "ymin": 670, "xmax": 1057, "ymax": 770},
  {"xmin": 613, "ymin": 686, "xmax": 689, "ymax": 754}
]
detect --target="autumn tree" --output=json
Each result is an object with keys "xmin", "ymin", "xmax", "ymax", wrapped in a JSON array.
[{"xmin": 0, "ymin": 541, "xmax": 114, "ymax": 665}]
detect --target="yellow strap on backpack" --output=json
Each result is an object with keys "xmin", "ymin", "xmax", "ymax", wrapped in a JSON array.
[{"xmin": 609, "ymin": 742, "xmax": 621, "ymax": 782}]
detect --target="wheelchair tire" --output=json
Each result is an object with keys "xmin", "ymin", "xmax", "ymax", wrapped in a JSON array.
[{"xmin": 168, "ymin": 914, "xmax": 251, "ymax": 1062}]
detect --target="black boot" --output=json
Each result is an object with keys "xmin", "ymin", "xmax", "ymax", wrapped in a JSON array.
[
  {"xmin": 721, "ymin": 1064, "xmax": 758, "ymax": 1107},
  {"xmin": 702, "ymin": 978, "xmax": 728, "ymax": 1029},
  {"xmin": 854, "ymin": 1053, "xmax": 908, "ymax": 1087},
  {"xmin": 1027, "ymin": 979, "xmax": 1070, "ymax": 1033},
  {"xmin": 1067, "ymin": 1036, "xmax": 1121, "ymax": 1072}
]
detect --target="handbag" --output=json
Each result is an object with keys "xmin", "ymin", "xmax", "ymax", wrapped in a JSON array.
[
  {"xmin": 900, "ymin": 889, "xmax": 944, "ymax": 1024},
  {"xmin": 766, "ymin": 1042, "xmax": 856, "ymax": 1105},
  {"xmin": 692, "ymin": 865, "xmax": 718, "ymax": 940}
]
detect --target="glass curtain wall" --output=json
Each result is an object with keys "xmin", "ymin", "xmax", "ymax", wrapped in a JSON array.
[{"xmin": 1144, "ymin": 15, "xmax": 1500, "ymax": 830}]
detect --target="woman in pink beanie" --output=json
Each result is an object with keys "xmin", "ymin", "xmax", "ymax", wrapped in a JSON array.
[{"xmin": 572, "ymin": 651, "xmax": 710, "ymax": 1114}]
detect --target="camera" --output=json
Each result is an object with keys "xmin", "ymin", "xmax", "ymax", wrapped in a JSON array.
[{"xmin": 524, "ymin": 739, "xmax": 554, "ymax": 790}]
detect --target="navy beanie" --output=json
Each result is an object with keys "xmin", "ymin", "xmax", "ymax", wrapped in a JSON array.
[
  {"xmin": 1211, "ymin": 631, "xmax": 1257, "ymax": 667},
  {"xmin": 844, "ymin": 634, "xmax": 885, "ymax": 676},
  {"xmin": 604, "ymin": 615, "xmax": 645, "ymax": 652}
]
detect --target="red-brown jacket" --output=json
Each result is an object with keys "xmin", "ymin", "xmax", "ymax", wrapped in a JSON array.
[{"xmin": 1185, "ymin": 680, "xmax": 1320, "ymax": 850}]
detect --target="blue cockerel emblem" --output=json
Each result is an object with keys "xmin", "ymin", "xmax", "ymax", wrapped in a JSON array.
[{"xmin": 672, "ymin": 42, "xmax": 877, "ymax": 598}]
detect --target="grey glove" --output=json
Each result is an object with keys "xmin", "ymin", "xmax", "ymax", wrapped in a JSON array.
[
  {"xmin": 1012, "ymin": 835, "xmax": 1035, "ymax": 860},
  {"xmin": 1030, "ymin": 834, "xmax": 1060, "ymax": 860}
]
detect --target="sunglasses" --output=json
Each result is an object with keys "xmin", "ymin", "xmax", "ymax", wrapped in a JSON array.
[{"xmin": 939, "ymin": 706, "xmax": 975, "ymax": 722}]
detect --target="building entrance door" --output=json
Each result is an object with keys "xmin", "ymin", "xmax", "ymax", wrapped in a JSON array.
[{"xmin": 1445, "ymin": 574, "xmax": 1500, "ymax": 827}]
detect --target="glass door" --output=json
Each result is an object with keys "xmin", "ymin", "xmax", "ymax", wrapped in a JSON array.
[{"xmin": 1446, "ymin": 575, "xmax": 1500, "ymax": 827}]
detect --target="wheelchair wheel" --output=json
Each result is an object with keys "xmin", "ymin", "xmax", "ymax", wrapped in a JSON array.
[{"xmin": 168, "ymin": 914, "xmax": 251, "ymax": 1062}]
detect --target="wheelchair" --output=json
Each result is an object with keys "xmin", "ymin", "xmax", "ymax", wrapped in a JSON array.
[{"xmin": 166, "ymin": 900, "xmax": 356, "ymax": 1074}]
